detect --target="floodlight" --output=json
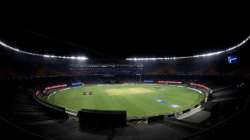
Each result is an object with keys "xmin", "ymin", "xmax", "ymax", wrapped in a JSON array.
[
  {"xmin": 126, "ymin": 34, "xmax": 250, "ymax": 61},
  {"xmin": 0, "ymin": 40, "xmax": 88, "ymax": 61}
]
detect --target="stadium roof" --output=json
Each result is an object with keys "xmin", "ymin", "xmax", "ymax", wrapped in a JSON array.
[{"xmin": 1, "ymin": 5, "xmax": 249, "ymax": 60}]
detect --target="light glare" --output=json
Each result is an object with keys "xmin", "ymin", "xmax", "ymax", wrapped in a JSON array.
[
  {"xmin": 0, "ymin": 40, "xmax": 88, "ymax": 61},
  {"xmin": 126, "ymin": 35, "xmax": 250, "ymax": 61}
]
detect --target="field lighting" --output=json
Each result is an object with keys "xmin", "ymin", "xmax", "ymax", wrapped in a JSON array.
[
  {"xmin": 126, "ymin": 34, "xmax": 250, "ymax": 61},
  {"xmin": 0, "ymin": 40, "xmax": 88, "ymax": 61},
  {"xmin": 42, "ymin": 55, "xmax": 88, "ymax": 61}
]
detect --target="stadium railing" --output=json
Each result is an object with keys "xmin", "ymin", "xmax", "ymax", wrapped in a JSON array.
[{"xmin": 33, "ymin": 90, "xmax": 68, "ymax": 119}]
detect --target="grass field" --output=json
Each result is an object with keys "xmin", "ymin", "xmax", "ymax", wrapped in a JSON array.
[{"xmin": 43, "ymin": 84, "xmax": 205, "ymax": 118}]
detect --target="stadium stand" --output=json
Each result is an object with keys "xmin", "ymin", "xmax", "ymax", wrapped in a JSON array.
[
  {"xmin": 0, "ymin": 42, "xmax": 250, "ymax": 140},
  {"xmin": 0, "ymin": 74, "xmax": 248, "ymax": 140}
]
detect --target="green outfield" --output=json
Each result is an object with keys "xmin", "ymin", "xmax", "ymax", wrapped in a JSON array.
[{"xmin": 43, "ymin": 84, "xmax": 205, "ymax": 118}]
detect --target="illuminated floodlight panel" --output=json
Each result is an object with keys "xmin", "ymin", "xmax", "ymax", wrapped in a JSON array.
[
  {"xmin": 0, "ymin": 34, "xmax": 250, "ymax": 62},
  {"xmin": 0, "ymin": 40, "xmax": 88, "ymax": 61},
  {"xmin": 126, "ymin": 34, "xmax": 250, "ymax": 61}
]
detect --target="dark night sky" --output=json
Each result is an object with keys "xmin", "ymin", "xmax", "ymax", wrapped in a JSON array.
[{"xmin": 0, "ymin": 4, "xmax": 249, "ymax": 59}]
